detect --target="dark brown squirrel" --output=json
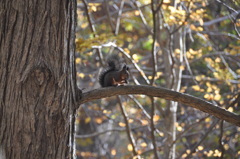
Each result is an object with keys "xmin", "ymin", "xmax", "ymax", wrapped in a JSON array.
[{"xmin": 99, "ymin": 54, "xmax": 129, "ymax": 87}]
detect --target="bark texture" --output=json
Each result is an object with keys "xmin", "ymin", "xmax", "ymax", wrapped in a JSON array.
[{"xmin": 0, "ymin": 0, "xmax": 80, "ymax": 158}]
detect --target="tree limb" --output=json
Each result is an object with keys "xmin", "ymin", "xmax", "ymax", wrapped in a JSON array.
[{"xmin": 79, "ymin": 85, "xmax": 240, "ymax": 127}]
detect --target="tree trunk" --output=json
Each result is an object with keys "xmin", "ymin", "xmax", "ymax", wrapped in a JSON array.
[{"xmin": 0, "ymin": 0, "xmax": 80, "ymax": 158}]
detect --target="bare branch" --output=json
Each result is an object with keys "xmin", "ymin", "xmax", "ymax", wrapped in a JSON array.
[
  {"xmin": 150, "ymin": 0, "xmax": 158, "ymax": 85},
  {"xmin": 201, "ymin": 9, "xmax": 240, "ymax": 27},
  {"xmin": 79, "ymin": 85, "xmax": 240, "ymax": 127},
  {"xmin": 104, "ymin": 0, "xmax": 115, "ymax": 33},
  {"xmin": 117, "ymin": 96, "xmax": 138, "ymax": 157},
  {"xmin": 92, "ymin": 42, "xmax": 150, "ymax": 84},
  {"xmin": 82, "ymin": 0, "xmax": 96, "ymax": 34},
  {"xmin": 150, "ymin": 97, "xmax": 159, "ymax": 159},
  {"xmin": 114, "ymin": 0, "xmax": 124, "ymax": 35}
]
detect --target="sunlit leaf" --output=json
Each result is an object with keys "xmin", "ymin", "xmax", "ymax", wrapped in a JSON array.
[
  {"xmin": 111, "ymin": 149, "xmax": 116, "ymax": 156},
  {"xmin": 85, "ymin": 117, "xmax": 91, "ymax": 124},
  {"xmin": 127, "ymin": 144, "xmax": 133, "ymax": 152},
  {"xmin": 198, "ymin": 146, "xmax": 204, "ymax": 151},
  {"xmin": 119, "ymin": 122, "xmax": 126, "ymax": 127}
]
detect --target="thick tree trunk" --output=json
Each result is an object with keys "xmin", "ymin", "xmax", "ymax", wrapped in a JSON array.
[{"xmin": 0, "ymin": 0, "xmax": 80, "ymax": 158}]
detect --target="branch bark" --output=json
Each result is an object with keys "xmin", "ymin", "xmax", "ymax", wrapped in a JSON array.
[{"xmin": 79, "ymin": 85, "xmax": 240, "ymax": 127}]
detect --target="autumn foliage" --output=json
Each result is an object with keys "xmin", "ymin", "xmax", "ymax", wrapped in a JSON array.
[{"xmin": 75, "ymin": 0, "xmax": 240, "ymax": 158}]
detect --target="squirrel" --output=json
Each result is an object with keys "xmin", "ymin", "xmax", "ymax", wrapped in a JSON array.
[{"xmin": 99, "ymin": 54, "xmax": 129, "ymax": 87}]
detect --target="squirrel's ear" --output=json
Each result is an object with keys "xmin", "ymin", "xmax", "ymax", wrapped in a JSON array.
[{"xmin": 123, "ymin": 65, "xmax": 129, "ymax": 70}]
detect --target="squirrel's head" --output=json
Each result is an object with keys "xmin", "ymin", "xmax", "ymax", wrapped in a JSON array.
[{"xmin": 120, "ymin": 64, "xmax": 129, "ymax": 79}]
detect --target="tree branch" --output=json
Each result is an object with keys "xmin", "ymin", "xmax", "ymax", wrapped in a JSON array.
[{"xmin": 79, "ymin": 85, "xmax": 240, "ymax": 127}]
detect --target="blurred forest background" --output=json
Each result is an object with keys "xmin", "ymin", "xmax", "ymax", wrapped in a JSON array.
[{"xmin": 74, "ymin": 0, "xmax": 240, "ymax": 158}]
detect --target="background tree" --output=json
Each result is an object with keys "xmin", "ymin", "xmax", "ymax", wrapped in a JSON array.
[
  {"xmin": 75, "ymin": 0, "xmax": 240, "ymax": 158},
  {"xmin": 0, "ymin": 0, "xmax": 239, "ymax": 159}
]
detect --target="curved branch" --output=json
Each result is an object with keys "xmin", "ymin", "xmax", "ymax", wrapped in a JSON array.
[{"xmin": 79, "ymin": 85, "xmax": 240, "ymax": 127}]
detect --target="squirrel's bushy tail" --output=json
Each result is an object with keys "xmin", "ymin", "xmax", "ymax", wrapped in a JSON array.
[
  {"xmin": 99, "ymin": 54, "xmax": 119, "ymax": 87},
  {"xmin": 106, "ymin": 53, "xmax": 122, "ymax": 70}
]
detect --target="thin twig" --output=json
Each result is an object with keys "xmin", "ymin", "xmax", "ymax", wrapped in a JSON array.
[
  {"xmin": 75, "ymin": 125, "xmax": 149, "ymax": 139},
  {"xmin": 128, "ymin": 94, "xmax": 169, "ymax": 139},
  {"xmin": 82, "ymin": 0, "xmax": 96, "ymax": 34},
  {"xmin": 150, "ymin": 0, "xmax": 158, "ymax": 85},
  {"xmin": 117, "ymin": 96, "xmax": 139, "ymax": 157},
  {"xmin": 116, "ymin": 46, "xmax": 150, "ymax": 85},
  {"xmin": 150, "ymin": 97, "xmax": 159, "ymax": 159},
  {"xmin": 115, "ymin": 0, "xmax": 125, "ymax": 35},
  {"xmin": 92, "ymin": 42, "xmax": 150, "ymax": 84},
  {"xmin": 218, "ymin": 120, "xmax": 225, "ymax": 159},
  {"xmin": 104, "ymin": 0, "xmax": 115, "ymax": 33},
  {"xmin": 132, "ymin": 0, "xmax": 152, "ymax": 34},
  {"xmin": 201, "ymin": 9, "xmax": 240, "ymax": 26}
]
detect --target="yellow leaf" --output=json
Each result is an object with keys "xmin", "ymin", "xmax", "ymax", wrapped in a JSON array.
[
  {"xmin": 204, "ymin": 93, "xmax": 210, "ymax": 99},
  {"xmin": 175, "ymin": 48, "xmax": 181, "ymax": 54},
  {"xmin": 85, "ymin": 117, "xmax": 91, "ymax": 124},
  {"xmin": 134, "ymin": 10, "xmax": 140, "ymax": 16},
  {"xmin": 111, "ymin": 149, "xmax": 116, "ymax": 156},
  {"xmin": 156, "ymin": 72, "xmax": 163, "ymax": 78},
  {"xmin": 208, "ymin": 46, "xmax": 213, "ymax": 51},
  {"xmin": 224, "ymin": 144, "xmax": 229, "ymax": 150},
  {"xmin": 214, "ymin": 149, "xmax": 222, "ymax": 157},
  {"xmin": 215, "ymin": 57, "xmax": 221, "ymax": 63},
  {"xmin": 81, "ymin": 23, "xmax": 88, "ymax": 28},
  {"xmin": 205, "ymin": 117, "xmax": 211, "ymax": 122},
  {"xmin": 128, "ymin": 119, "xmax": 134, "ymax": 123},
  {"xmin": 177, "ymin": 125, "xmax": 183, "ymax": 131},
  {"xmin": 199, "ymin": 19, "xmax": 204, "ymax": 26},
  {"xmin": 230, "ymin": 49, "xmax": 237, "ymax": 55},
  {"xmin": 179, "ymin": 65, "xmax": 185, "ymax": 70},
  {"xmin": 127, "ymin": 144, "xmax": 133, "ymax": 152},
  {"xmin": 214, "ymin": 94, "xmax": 221, "ymax": 101},
  {"xmin": 158, "ymin": 131, "xmax": 164, "ymax": 137},
  {"xmin": 207, "ymin": 87, "xmax": 212, "ymax": 93},
  {"xmin": 227, "ymin": 107, "xmax": 233, "ymax": 112},
  {"xmin": 148, "ymin": 76, "xmax": 153, "ymax": 80},
  {"xmin": 206, "ymin": 82, "xmax": 211, "ymax": 87},
  {"xmin": 119, "ymin": 122, "xmax": 126, "ymax": 127},
  {"xmin": 141, "ymin": 142, "xmax": 147, "ymax": 147},
  {"xmin": 195, "ymin": 75, "xmax": 202, "ymax": 81},
  {"xmin": 77, "ymin": 73, "xmax": 85, "ymax": 78},
  {"xmin": 182, "ymin": 153, "xmax": 187, "ymax": 158},
  {"xmin": 198, "ymin": 146, "xmax": 204, "ymax": 151},
  {"xmin": 208, "ymin": 150, "xmax": 214, "ymax": 157},
  {"xmin": 192, "ymin": 85, "xmax": 200, "ymax": 91},
  {"xmin": 132, "ymin": 54, "xmax": 139, "ymax": 62},
  {"xmin": 153, "ymin": 115, "xmax": 160, "ymax": 122},
  {"xmin": 197, "ymin": 27, "xmax": 203, "ymax": 31},
  {"xmin": 75, "ymin": 58, "xmax": 81, "ymax": 64},
  {"xmin": 124, "ymin": 48, "xmax": 130, "ymax": 54},
  {"xmin": 141, "ymin": 120, "xmax": 148, "ymax": 126},
  {"xmin": 163, "ymin": 0, "xmax": 171, "ymax": 3},
  {"xmin": 95, "ymin": 118, "xmax": 103, "ymax": 124},
  {"xmin": 190, "ymin": 24, "xmax": 196, "ymax": 30}
]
